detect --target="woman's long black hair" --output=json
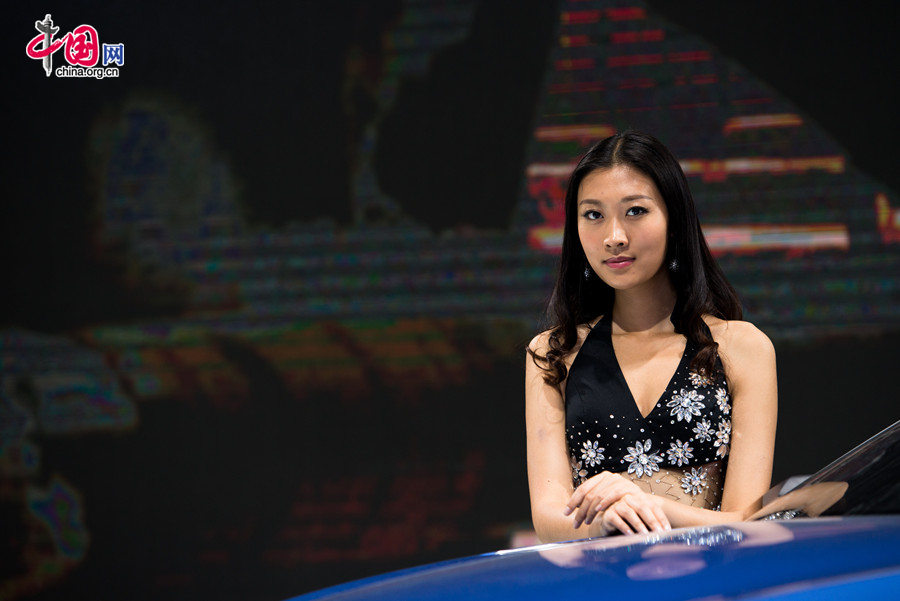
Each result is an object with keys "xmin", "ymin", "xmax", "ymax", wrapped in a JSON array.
[{"xmin": 529, "ymin": 131, "xmax": 743, "ymax": 386}]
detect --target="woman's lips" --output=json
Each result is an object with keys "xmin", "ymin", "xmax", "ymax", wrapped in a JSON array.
[{"xmin": 604, "ymin": 257, "xmax": 634, "ymax": 269}]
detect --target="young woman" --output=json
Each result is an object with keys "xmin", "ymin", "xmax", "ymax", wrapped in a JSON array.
[{"xmin": 526, "ymin": 131, "xmax": 777, "ymax": 542}]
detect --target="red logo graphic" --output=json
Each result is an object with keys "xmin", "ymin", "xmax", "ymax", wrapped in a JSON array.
[{"xmin": 25, "ymin": 14, "xmax": 123, "ymax": 78}]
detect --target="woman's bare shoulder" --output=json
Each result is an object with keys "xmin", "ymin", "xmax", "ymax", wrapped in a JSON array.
[
  {"xmin": 702, "ymin": 316, "xmax": 775, "ymax": 362},
  {"xmin": 528, "ymin": 329, "xmax": 553, "ymax": 354}
]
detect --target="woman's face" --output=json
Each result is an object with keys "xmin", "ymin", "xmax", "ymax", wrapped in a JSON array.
[{"xmin": 577, "ymin": 165, "xmax": 670, "ymax": 292}]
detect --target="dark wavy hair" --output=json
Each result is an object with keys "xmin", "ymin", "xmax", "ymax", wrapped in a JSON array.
[{"xmin": 528, "ymin": 130, "xmax": 742, "ymax": 387}]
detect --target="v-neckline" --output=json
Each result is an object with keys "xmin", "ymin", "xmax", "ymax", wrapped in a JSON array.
[{"xmin": 596, "ymin": 313, "xmax": 689, "ymax": 420}]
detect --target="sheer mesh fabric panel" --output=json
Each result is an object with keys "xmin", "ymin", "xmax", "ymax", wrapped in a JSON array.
[{"xmin": 624, "ymin": 459, "xmax": 725, "ymax": 510}]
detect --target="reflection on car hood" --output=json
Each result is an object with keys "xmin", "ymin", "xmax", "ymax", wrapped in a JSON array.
[{"xmin": 290, "ymin": 516, "xmax": 900, "ymax": 601}]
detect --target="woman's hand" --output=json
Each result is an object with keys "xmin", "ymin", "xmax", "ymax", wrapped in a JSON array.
[
  {"xmin": 564, "ymin": 471, "xmax": 670, "ymax": 533},
  {"xmin": 599, "ymin": 493, "xmax": 670, "ymax": 535},
  {"xmin": 564, "ymin": 471, "xmax": 642, "ymax": 528}
]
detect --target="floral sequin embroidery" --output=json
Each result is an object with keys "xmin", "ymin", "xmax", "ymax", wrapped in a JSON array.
[
  {"xmin": 666, "ymin": 439, "xmax": 694, "ymax": 467},
  {"xmin": 692, "ymin": 419, "xmax": 714, "ymax": 442},
  {"xmin": 714, "ymin": 419, "xmax": 732, "ymax": 457},
  {"xmin": 666, "ymin": 388, "xmax": 705, "ymax": 422},
  {"xmin": 570, "ymin": 455, "xmax": 588, "ymax": 486},
  {"xmin": 715, "ymin": 388, "xmax": 731, "ymax": 414},
  {"xmin": 624, "ymin": 439, "xmax": 662, "ymax": 478},
  {"xmin": 581, "ymin": 439, "xmax": 605, "ymax": 467},
  {"xmin": 681, "ymin": 466, "xmax": 708, "ymax": 496}
]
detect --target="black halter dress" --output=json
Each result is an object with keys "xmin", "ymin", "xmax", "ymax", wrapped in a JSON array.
[{"xmin": 565, "ymin": 312, "xmax": 731, "ymax": 509}]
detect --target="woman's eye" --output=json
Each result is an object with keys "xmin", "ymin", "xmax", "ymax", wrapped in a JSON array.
[
  {"xmin": 583, "ymin": 210, "xmax": 601, "ymax": 220},
  {"xmin": 626, "ymin": 206, "xmax": 648, "ymax": 216}
]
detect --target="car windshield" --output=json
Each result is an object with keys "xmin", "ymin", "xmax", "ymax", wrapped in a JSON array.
[{"xmin": 753, "ymin": 420, "xmax": 900, "ymax": 519}]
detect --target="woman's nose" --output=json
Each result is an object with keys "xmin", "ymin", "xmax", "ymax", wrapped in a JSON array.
[{"xmin": 604, "ymin": 219, "xmax": 628, "ymax": 249}]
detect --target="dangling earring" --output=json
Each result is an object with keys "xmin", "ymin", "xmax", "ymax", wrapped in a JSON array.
[
  {"xmin": 667, "ymin": 235, "xmax": 678, "ymax": 273},
  {"xmin": 584, "ymin": 266, "xmax": 591, "ymax": 280}
]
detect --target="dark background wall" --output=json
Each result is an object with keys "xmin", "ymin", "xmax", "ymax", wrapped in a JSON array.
[{"xmin": 2, "ymin": 2, "xmax": 898, "ymax": 600}]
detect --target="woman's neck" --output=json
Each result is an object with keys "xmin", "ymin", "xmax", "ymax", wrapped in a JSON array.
[{"xmin": 611, "ymin": 272, "xmax": 678, "ymax": 335}]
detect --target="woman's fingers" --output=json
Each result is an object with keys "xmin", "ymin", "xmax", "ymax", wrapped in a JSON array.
[
  {"xmin": 602, "ymin": 508, "xmax": 633, "ymax": 535},
  {"xmin": 569, "ymin": 480, "xmax": 598, "ymax": 527},
  {"xmin": 599, "ymin": 494, "xmax": 673, "ymax": 535},
  {"xmin": 569, "ymin": 475, "xmax": 615, "ymax": 527},
  {"xmin": 571, "ymin": 480, "xmax": 634, "ymax": 523},
  {"xmin": 625, "ymin": 495, "xmax": 666, "ymax": 532},
  {"xmin": 565, "ymin": 472, "xmax": 611, "ymax": 515},
  {"xmin": 564, "ymin": 478, "xmax": 595, "ymax": 516},
  {"xmin": 614, "ymin": 499, "xmax": 650, "ymax": 534},
  {"xmin": 653, "ymin": 503, "xmax": 672, "ymax": 531},
  {"xmin": 582, "ymin": 494, "xmax": 605, "ymax": 526}
]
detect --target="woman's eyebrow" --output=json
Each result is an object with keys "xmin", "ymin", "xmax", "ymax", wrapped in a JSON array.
[{"xmin": 578, "ymin": 194, "xmax": 653, "ymax": 206}]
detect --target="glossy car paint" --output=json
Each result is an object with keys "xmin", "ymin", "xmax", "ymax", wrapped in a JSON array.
[{"xmin": 288, "ymin": 516, "xmax": 900, "ymax": 601}]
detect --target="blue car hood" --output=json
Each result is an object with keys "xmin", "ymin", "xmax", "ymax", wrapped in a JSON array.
[{"xmin": 289, "ymin": 516, "xmax": 900, "ymax": 600}]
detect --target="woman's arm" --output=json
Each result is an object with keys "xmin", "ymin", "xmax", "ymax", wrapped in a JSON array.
[
  {"xmin": 718, "ymin": 320, "xmax": 778, "ymax": 517},
  {"xmin": 660, "ymin": 320, "xmax": 778, "ymax": 527},
  {"xmin": 525, "ymin": 332, "xmax": 605, "ymax": 542}
]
